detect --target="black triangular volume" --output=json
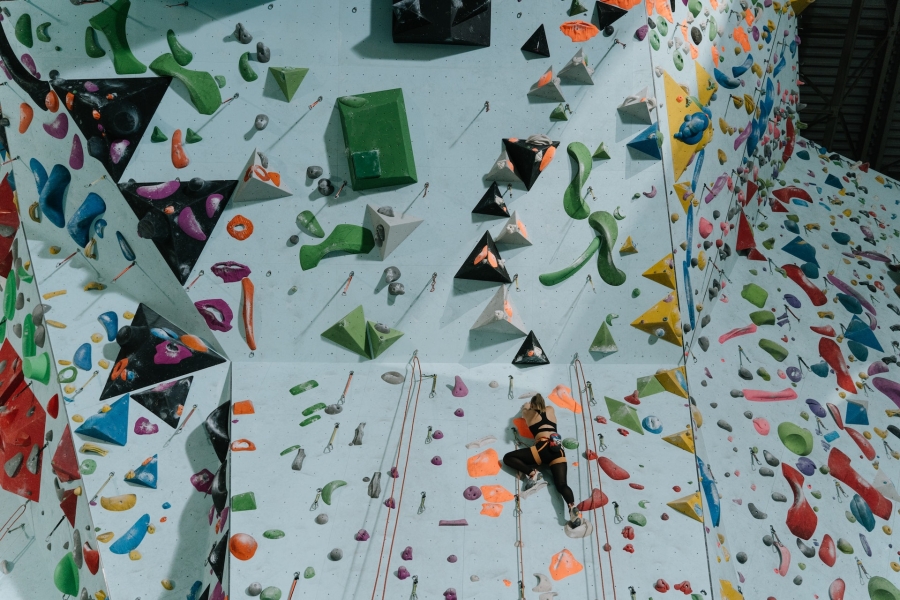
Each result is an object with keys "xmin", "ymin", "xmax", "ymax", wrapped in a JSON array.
[
  {"xmin": 99, "ymin": 303, "xmax": 226, "ymax": 400},
  {"xmin": 521, "ymin": 24, "xmax": 550, "ymax": 57},
  {"xmin": 0, "ymin": 23, "xmax": 51, "ymax": 108},
  {"xmin": 131, "ymin": 376, "xmax": 193, "ymax": 429},
  {"xmin": 452, "ymin": 0, "xmax": 491, "ymax": 26},
  {"xmin": 503, "ymin": 138, "xmax": 560, "ymax": 190},
  {"xmin": 392, "ymin": 0, "xmax": 431, "ymax": 35},
  {"xmin": 52, "ymin": 77, "xmax": 172, "ymax": 182},
  {"xmin": 455, "ymin": 231, "xmax": 511, "ymax": 283},
  {"xmin": 197, "ymin": 586, "xmax": 211, "ymax": 600},
  {"xmin": 595, "ymin": 1, "xmax": 628, "ymax": 30},
  {"xmin": 472, "ymin": 182, "xmax": 509, "ymax": 217},
  {"xmin": 118, "ymin": 179, "xmax": 237, "ymax": 284},
  {"xmin": 204, "ymin": 401, "xmax": 231, "ymax": 463},
  {"xmin": 512, "ymin": 331, "xmax": 550, "ymax": 366},
  {"xmin": 208, "ymin": 530, "xmax": 228, "ymax": 582},
  {"xmin": 211, "ymin": 459, "xmax": 228, "ymax": 514}
]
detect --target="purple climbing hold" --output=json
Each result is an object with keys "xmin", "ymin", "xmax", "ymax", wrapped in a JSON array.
[
  {"xmin": 796, "ymin": 457, "xmax": 816, "ymax": 476},
  {"xmin": 786, "ymin": 366, "xmax": 802, "ymax": 383},
  {"xmin": 805, "ymin": 398, "xmax": 826, "ymax": 418},
  {"xmin": 464, "ymin": 486, "xmax": 482, "ymax": 500},
  {"xmin": 390, "ymin": 467, "xmax": 399, "ymax": 478},
  {"xmin": 444, "ymin": 589, "xmax": 458, "ymax": 600},
  {"xmin": 452, "ymin": 375, "xmax": 469, "ymax": 397},
  {"xmin": 454, "ymin": 408, "xmax": 464, "ymax": 417},
  {"xmin": 433, "ymin": 430, "xmax": 444, "ymax": 439},
  {"xmin": 447, "ymin": 555, "xmax": 457, "ymax": 563},
  {"xmin": 397, "ymin": 566, "xmax": 410, "ymax": 580},
  {"xmin": 384, "ymin": 497, "xmax": 395, "ymax": 508},
  {"xmin": 784, "ymin": 294, "xmax": 801, "ymax": 308},
  {"xmin": 355, "ymin": 529, "xmax": 370, "ymax": 541},
  {"xmin": 635, "ymin": 25, "xmax": 649, "ymax": 41},
  {"xmin": 431, "ymin": 456, "xmax": 443, "ymax": 465},
  {"xmin": 401, "ymin": 546, "xmax": 413, "ymax": 561}
]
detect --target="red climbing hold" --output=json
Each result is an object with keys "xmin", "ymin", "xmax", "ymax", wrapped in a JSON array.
[
  {"xmin": 845, "ymin": 427, "xmax": 876, "ymax": 460},
  {"xmin": 629, "ymin": 483, "xmax": 645, "ymax": 490},
  {"xmin": 622, "ymin": 544, "xmax": 634, "ymax": 553},
  {"xmin": 783, "ymin": 264, "xmax": 827, "ymax": 306},
  {"xmin": 673, "ymin": 581, "xmax": 693, "ymax": 594},
  {"xmin": 818, "ymin": 534, "xmax": 836, "ymax": 567},
  {"xmin": 654, "ymin": 579, "xmax": 670, "ymax": 592},
  {"xmin": 770, "ymin": 198, "xmax": 789, "ymax": 212},
  {"xmin": 826, "ymin": 403, "xmax": 844, "ymax": 430},
  {"xmin": 718, "ymin": 323, "xmax": 758, "ymax": 344},
  {"xmin": 827, "ymin": 448, "xmax": 893, "ymax": 519},
  {"xmin": 621, "ymin": 526, "xmax": 634, "ymax": 540},
  {"xmin": 828, "ymin": 578, "xmax": 846, "ymax": 600},
  {"xmin": 773, "ymin": 185, "xmax": 812, "ymax": 205},
  {"xmin": 819, "ymin": 338, "xmax": 856, "ymax": 394},
  {"xmin": 783, "ymin": 463, "xmax": 817, "ymax": 540},
  {"xmin": 576, "ymin": 488, "xmax": 609, "ymax": 511},
  {"xmin": 624, "ymin": 390, "xmax": 640, "ymax": 405},
  {"xmin": 584, "ymin": 449, "xmax": 598, "ymax": 460},
  {"xmin": 809, "ymin": 324, "xmax": 836, "ymax": 337},
  {"xmin": 598, "ymin": 457, "xmax": 629, "ymax": 480}
]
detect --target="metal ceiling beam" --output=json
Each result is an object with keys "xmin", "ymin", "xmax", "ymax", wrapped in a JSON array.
[
  {"xmin": 822, "ymin": 0, "xmax": 867, "ymax": 149},
  {"xmin": 863, "ymin": 0, "xmax": 900, "ymax": 165}
]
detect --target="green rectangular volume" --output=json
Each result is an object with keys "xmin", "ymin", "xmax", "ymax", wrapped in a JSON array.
[{"xmin": 337, "ymin": 89, "xmax": 417, "ymax": 191}]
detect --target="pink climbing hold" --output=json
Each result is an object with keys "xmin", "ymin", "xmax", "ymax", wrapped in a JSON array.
[
  {"xmin": 452, "ymin": 376, "xmax": 468, "ymax": 397},
  {"xmin": 673, "ymin": 581, "xmax": 692, "ymax": 594},
  {"xmin": 454, "ymin": 408, "xmax": 464, "ymax": 417},
  {"xmin": 828, "ymin": 578, "xmax": 845, "ymax": 600},
  {"xmin": 401, "ymin": 546, "xmax": 413, "ymax": 560},
  {"xmin": 390, "ymin": 467, "xmax": 399, "ymax": 478},
  {"xmin": 355, "ymin": 529, "xmax": 370, "ymax": 541},
  {"xmin": 134, "ymin": 417, "xmax": 159, "ymax": 435},
  {"xmin": 384, "ymin": 497, "xmax": 396, "ymax": 508},
  {"xmin": 753, "ymin": 418, "xmax": 770, "ymax": 435},
  {"xmin": 717, "ymin": 323, "xmax": 758, "ymax": 344},
  {"xmin": 433, "ymin": 430, "xmax": 444, "ymax": 439},
  {"xmin": 698, "ymin": 217, "xmax": 713, "ymax": 239},
  {"xmin": 447, "ymin": 555, "xmax": 457, "ymax": 563},
  {"xmin": 598, "ymin": 456, "xmax": 629, "ymax": 480},
  {"xmin": 431, "ymin": 456, "xmax": 443, "ymax": 465},
  {"xmin": 444, "ymin": 589, "xmax": 458, "ymax": 600},
  {"xmin": 397, "ymin": 566, "xmax": 410, "ymax": 580}
]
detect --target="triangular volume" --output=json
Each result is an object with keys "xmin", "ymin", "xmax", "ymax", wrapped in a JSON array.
[
  {"xmin": 589, "ymin": 322, "xmax": 617, "ymax": 355},
  {"xmin": 125, "ymin": 455, "xmax": 158, "ymax": 488},
  {"xmin": 52, "ymin": 77, "xmax": 171, "ymax": 182},
  {"xmin": 663, "ymin": 429, "xmax": 695, "ymax": 453},
  {"xmin": 76, "ymin": 395, "xmax": 130, "ymax": 446},
  {"xmin": 522, "ymin": 24, "xmax": 550, "ymax": 57},
  {"xmin": 626, "ymin": 123, "xmax": 662, "ymax": 160},
  {"xmin": 470, "ymin": 285, "xmax": 527, "ymax": 336},
  {"xmin": 655, "ymin": 367, "xmax": 688, "ymax": 397},
  {"xmin": 636, "ymin": 374, "xmax": 666, "ymax": 397},
  {"xmin": 512, "ymin": 331, "xmax": 550, "ymax": 366},
  {"xmin": 0, "ymin": 22, "xmax": 51, "ymax": 107},
  {"xmin": 666, "ymin": 492, "xmax": 704, "ymax": 522},
  {"xmin": 321, "ymin": 306, "xmax": 369, "ymax": 358},
  {"xmin": 366, "ymin": 204, "xmax": 423, "ymax": 260},
  {"xmin": 672, "ymin": 181, "xmax": 694, "ymax": 213},
  {"xmin": 618, "ymin": 236, "xmax": 638, "ymax": 255},
  {"xmin": 558, "ymin": 49, "xmax": 594, "ymax": 84},
  {"xmin": 51, "ymin": 426, "xmax": 81, "ymax": 483},
  {"xmin": 0, "ymin": 174, "xmax": 19, "ymax": 278},
  {"xmin": 595, "ymin": 1, "xmax": 628, "ymax": 30},
  {"xmin": 131, "ymin": 377, "xmax": 193, "ymax": 429},
  {"xmin": 99, "ymin": 304, "xmax": 226, "ymax": 400},
  {"xmin": 642, "ymin": 254, "xmax": 676, "ymax": 289},
  {"xmin": 365, "ymin": 321, "xmax": 404, "ymax": 359},
  {"xmin": 485, "ymin": 149, "xmax": 521, "ymax": 183},
  {"xmin": 60, "ymin": 489, "xmax": 78, "ymax": 527},
  {"xmin": 268, "ymin": 67, "xmax": 308, "ymax": 102},
  {"xmin": 604, "ymin": 396, "xmax": 643, "ymax": 433},
  {"xmin": 118, "ymin": 179, "xmax": 237, "ymax": 284},
  {"xmin": 455, "ymin": 231, "xmax": 511, "ymax": 283},
  {"xmin": 735, "ymin": 210, "xmax": 765, "ymax": 261},
  {"xmin": 630, "ymin": 294, "xmax": 683, "ymax": 346},
  {"xmin": 0, "ymin": 380, "xmax": 45, "ymax": 501},
  {"xmin": 473, "ymin": 182, "xmax": 510, "ymax": 217},
  {"xmin": 208, "ymin": 530, "xmax": 228, "ymax": 582},
  {"xmin": 204, "ymin": 402, "xmax": 231, "ymax": 464},
  {"xmin": 844, "ymin": 398, "xmax": 869, "ymax": 426},
  {"xmin": 781, "ymin": 236, "xmax": 818, "ymax": 266},
  {"xmin": 592, "ymin": 142, "xmax": 611, "ymax": 160},
  {"xmin": 617, "ymin": 88, "xmax": 654, "ymax": 123},
  {"xmin": 845, "ymin": 315, "xmax": 883, "ymax": 351},
  {"xmin": 231, "ymin": 149, "xmax": 293, "ymax": 202},
  {"xmin": 527, "ymin": 68, "xmax": 565, "ymax": 101},
  {"xmin": 0, "ymin": 339, "xmax": 24, "ymax": 404},
  {"xmin": 494, "ymin": 211, "xmax": 531, "ymax": 246},
  {"xmin": 503, "ymin": 137, "xmax": 560, "ymax": 190}
]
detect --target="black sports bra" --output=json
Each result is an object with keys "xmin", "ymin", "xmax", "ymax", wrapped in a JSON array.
[{"xmin": 528, "ymin": 410, "xmax": 557, "ymax": 436}]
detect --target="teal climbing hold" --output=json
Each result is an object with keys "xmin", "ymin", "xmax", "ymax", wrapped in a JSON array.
[{"xmin": 75, "ymin": 394, "xmax": 130, "ymax": 446}]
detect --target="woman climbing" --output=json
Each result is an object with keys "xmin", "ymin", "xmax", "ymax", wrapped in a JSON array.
[{"xmin": 503, "ymin": 394, "xmax": 581, "ymax": 527}]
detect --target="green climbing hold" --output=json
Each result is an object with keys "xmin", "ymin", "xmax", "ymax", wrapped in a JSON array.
[
  {"xmin": 589, "ymin": 322, "xmax": 617, "ymax": 356},
  {"xmin": 627, "ymin": 513, "xmax": 647, "ymax": 527},
  {"xmin": 631, "ymin": 288, "xmax": 640, "ymax": 298},
  {"xmin": 708, "ymin": 15, "xmax": 717, "ymax": 41},
  {"xmin": 231, "ymin": 492, "xmax": 257, "ymax": 512},
  {"xmin": 366, "ymin": 321, "xmax": 404, "ymax": 359},
  {"xmin": 80, "ymin": 459, "xmax": 97, "ymax": 475},
  {"xmin": 280, "ymin": 445, "xmax": 301, "ymax": 456},
  {"xmin": 562, "ymin": 438, "xmax": 579, "ymax": 449},
  {"xmin": 321, "ymin": 480, "xmax": 347, "ymax": 505},
  {"xmin": 53, "ymin": 553, "xmax": 79, "ymax": 595},
  {"xmin": 649, "ymin": 30, "xmax": 660, "ymax": 51},
  {"xmin": 300, "ymin": 415, "xmax": 321, "ymax": 427},
  {"xmin": 762, "ymin": 237, "xmax": 775, "ymax": 250},
  {"xmin": 301, "ymin": 402, "xmax": 325, "ymax": 416},
  {"xmin": 84, "ymin": 27, "xmax": 106, "ymax": 58},
  {"xmin": 749, "ymin": 310, "xmax": 775, "ymax": 326},
  {"xmin": 657, "ymin": 16, "xmax": 669, "ymax": 35},
  {"xmin": 593, "ymin": 142, "xmax": 611, "ymax": 160},
  {"xmin": 149, "ymin": 53, "xmax": 222, "ymax": 115},
  {"xmin": 810, "ymin": 490, "xmax": 821, "ymax": 499},
  {"xmin": 22, "ymin": 314, "xmax": 35, "ymax": 358},
  {"xmin": 290, "ymin": 380, "xmax": 319, "ymax": 395},
  {"xmin": 777, "ymin": 422, "xmax": 813, "ymax": 456},
  {"xmin": 17, "ymin": 264, "xmax": 33, "ymax": 284},
  {"xmin": 836, "ymin": 537, "xmax": 854, "ymax": 554},
  {"xmin": 36, "ymin": 23, "xmax": 51, "ymax": 43},
  {"xmin": 550, "ymin": 104, "xmax": 569, "ymax": 121},
  {"xmin": 758, "ymin": 339, "xmax": 788, "ymax": 362},
  {"xmin": 756, "ymin": 367, "xmax": 770, "ymax": 381},
  {"xmin": 4, "ymin": 272, "xmax": 16, "ymax": 321},
  {"xmin": 563, "ymin": 142, "xmax": 592, "ymax": 220},
  {"xmin": 339, "ymin": 95, "xmax": 368, "ymax": 108},
  {"xmin": 297, "ymin": 211, "xmax": 325, "ymax": 238},
  {"xmin": 605, "ymin": 397, "xmax": 644, "ymax": 434},
  {"xmin": 741, "ymin": 283, "xmax": 768, "ymax": 308},
  {"xmin": 151, "ymin": 127, "xmax": 168, "ymax": 143},
  {"xmin": 89, "ymin": 0, "xmax": 148, "ymax": 74},
  {"xmin": 321, "ymin": 306, "xmax": 368, "ymax": 357},
  {"xmin": 589, "ymin": 211, "xmax": 627, "ymax": 286},
  {"xmin": 568, "ymin": 0, "xmax": 589, "ymax": 15},
  {"xmin": 260, "ymin": 586, "xmax": 283, "ymax": 600},
  {"xmin": 304, "ymin": 567, "xmax": 315, "ymax": 579},
  {"xmin": 688, "ymin": 0, "xmax": 702, "ymax": 16},
  {"xmin": 15, "ymin": 14, "xmax": 33, "ymax": 48},
  {"xmin": 215, "ymin": 75, "xmax": 226, "ymax": 88},
  {"xmin": 269, "ymin": 67, "xmax": 309, "ymax": 102},
  {"xmin": 299, "ymin": 225, "xmax": 375, "ymax": 271},
  {"xmin": 539, "ymin": 237, "xmax": 600, "ymax": 286},
  {"xmin": 166, "ymin": 29, "xmax": 193, "ymax": 66},
  {"xmin": 868, "ymin": 576, "xmax": 900, "ymax": 600},
  {"xmin": 185, "ymin": 128, "xmax": 202, "ymax": 144},
  {"xmin": 239, "ymin": 52, "xmax": 258, "ymax": 82},
  {"xmin": 263, "ymin": 530, "xmax": 285, "ymax": 540}
]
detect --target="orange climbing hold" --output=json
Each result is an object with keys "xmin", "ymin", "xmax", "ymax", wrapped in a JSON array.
[
  {"xmin": 480, "ymin": 485, "xmax": 514, "ymax": 503},
  {"xmin": 480, "ymin": 503, "xmax": 503, "ymax": 517},
  {"xmin": 231, "ymin": 439, "xmax": 257, "ymax": 451},
  {"xmin": 559, "ymin": 21, "xmax": 599, "ymax": 42},
  {"xmin": 180, "ymin": 334, "xmax": 208, "ymax": 352},
  {"xmin": 227, "ymin": 215, "xmax": 254, "ymax": 241},
  {"xmin": 548, "ymin": 384, "xmax": 582, "ymax": 413},
  {"xmin": 647, "ymin": 0, "xmax": 673, "ymax": 22},
  {"xmin": 549, "ymin": 548, "xmax": 584, "ymax": 580},
  {"xmin": 18, "ymin": 103, "xmax": 33, "ymax": 134},
  {"xmin": 467, "ymin": 448, "xmax": 501, "ymax": 478},
  {"xmin": 242, "ymin": 277, "xmax": 256, "ymax": 351},
  {"xmin": 45, "ymin": 90, "xmax": 59, "ymax": 113},
  {"xmin": 539, "ymin": 144, "xmax": 557, "ymax": 171},
  {"xmin": 171, "ymin": 129, "xmax": 190, "ymax": 169},
  {"xmin": 513, "ymin": 418, "xmax": 534, "ymax": 439},
  {"xmin": 229, "ymin": 533, "xmax": 258, "ymax": 560},
  {"xmin": 233, "ymin": 400, "xmax": 255, "ymax": 415},
  {"xmin": 733, "ymin": 26, "xmax": 751, "ymax": 52}
]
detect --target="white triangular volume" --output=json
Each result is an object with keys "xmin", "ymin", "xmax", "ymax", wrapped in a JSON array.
[
  {"xmin": 872, "ymin": 470, "xmax": 900, "ymax": 502},
  {"xmin": 616, "ymin": 87, "xmax": 654, "ymax": 124},
  {"xmin": 366, "ymin": 204, "xmax": 424, "ymax": 260},
  {"xmin": 527, "ymin": 69, "xmax": 565, "ymax": 102},
  {"xmin": 495, "ymin": 211, "xmax": 532, "ymax": 246},
  {"xmin": 470, "ymin": 285, "xmax": 528, "ymax": 336},
  {"xmin": 486, "ymin": 148, "xmax": 521, "ymax": 183},
  {"xmin": 231, "ymin": 148, "xmax": 293, "ymax": 202},
  {"xmin": 557, "ymin": 49, "xmax": 594, "ymax": 85}
]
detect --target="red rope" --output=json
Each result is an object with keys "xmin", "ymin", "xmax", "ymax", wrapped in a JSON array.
[
  {"xmin": 574, "ymin": 358, "xmax": 616, "ymax": 600},
  {"xmin": 0, "ymin": 501, "xmax": 27, "ymax": 545},
  {"xmin": 370, "ymin": 354, "xmax": 424, "ymax": 600},
  {"xmin": 513, "ymin": 437, "xmax": 526, "ymax": 599}
]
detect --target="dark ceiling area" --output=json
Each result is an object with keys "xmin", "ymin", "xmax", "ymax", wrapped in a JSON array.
[{"xmin": 797, "ymin": 0, "xmax": 900, "ymax": 180}]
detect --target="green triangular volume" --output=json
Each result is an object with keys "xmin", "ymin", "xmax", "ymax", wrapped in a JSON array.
[
  {"xmin": 605, "ymin": 396, "xmax": 644, "ymax": 434},
  {"xmin": 151, "ymin": 126, "xmax": 168, "ymax": 143},
  {"xmin": 589, "ymin": 322, "xmax": 617, "ymax": 355},
  {"xmin": 593, "ymin": 142, "xmax": 611, "ymax": 160},
  {"xmin": 269, "ymin": 67, "xmax": 309, "ymax": 102},
  {"xmin": 185, "ymin": 128, "xmax": 202, "ymax": 143},
  {"xmin": 550, "ymin": 103, "xmax": 568, "ymax": 121},
  {"xmin": 365, "ymin": 321, "xmax": 404, "ymax": 359},
  {"xmin": 321, "ymin": 306, "xmax": 368, "ymax": 357}
]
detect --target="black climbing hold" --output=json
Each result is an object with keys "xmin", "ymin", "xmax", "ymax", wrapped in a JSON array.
[
  {"xmin": 594, "ymin": 1, "xmax": 627, "ymax": 31},
  {"xmin": 131, "ymin": 376, "xmax": 193, "ymax": 429},
  {"xmin": 454, "ymin": 231, "xmax": 511, "ymax": 284},
  {"xmin": 512, "ymin": 331, "xmax": 550, "ymax": 366},
  {"xmin": 521, "ymin": 24, "xmax": 550, "ymax": 57},
  {"xmin": 503, "ymin": 137, "xmax": 560, "ymax": 191},
  {"xmin": 472, "ymin": 182, "xmax": 509, "ymax": 217}
]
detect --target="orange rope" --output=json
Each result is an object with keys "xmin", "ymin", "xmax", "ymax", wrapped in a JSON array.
[
  {"xmin": 513, "ymin": 436, "xmax": 526, "ymax": 599},
  {"xmin": 0, "ymin": 501, "xmax": 28, "ymax": 545},
  {"xmin": 574, "ymin": 357, "xmax": 615, "ymax": 600},
  {"xmin": 370, "ymin": 353, "xmax": 424, "ymax": 600}
]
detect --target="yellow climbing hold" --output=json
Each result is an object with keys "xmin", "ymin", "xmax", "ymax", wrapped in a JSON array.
[
  {"xmin": 72, "ymin": 415, "xmax": 84, "ymax": 423},
  {"xmin": 161, "ymin": 580, "xmax": 175, "ymax": 590},
  {"xmin": 619, "ymin": 236, "xmax": 638, "ymax": 255},
  {"xmin": 631, "ymin": 293, "xmax": 683, "ymax": 346},
  {"xmin": 91, "ymin": 333, "xmax": 103, "ymax": 343},
  {"xmin": 673, "ymin": 181, "xmax": 694, "ymax": 213},
  {"xmin": 48, "ymin": 246, "xmax": 61, "ymax": 255},
  {"xmin": 128, "ymin": 550, "xmax": 141, "ymax": 560},
  {"xmin": 124, "ymin": 311, "xmax": 135, "ymax": 319},
  {"xmin": 46, "ymin": 320, "xmax": 66, "ymax": 328},
  {"xmin": 663, "ymin": 429, "xmax": 695, "ymax": 453},
  {"xmin": 642, "ymin": 254, "xmax": 677, "ymax": 290},
  {"xmin": 667, "ymin": 491, "xmax": 704, "ymax": 522},
  {"xmin": 97, "ymin": 532, "xmax": 114, "ymax": 543},
  {"xmin": 719, "ymin": 579, "xmax": 744, "ymax": 600},
  {"xmin": 697, "ymin": 251, "xmax": 707, "ymax": 270},
  {"xmin": 655, "ymin": 366, "xmax": 689, "ymax": 397},
  {"xmin": 100, "ymin": 494, "xmax": 137, "ymax": 511},
  {"xmin": 58, "ymin": 359, "xmax": 72, "ymax": 366},
  {"xmin": 99, "ymin": 359, "xmax": 110, "ymax": 369},
  {"xmin": 64, "ymin": 385, "xmax": 75, "ymax": 394},
  {"xmin": 42, "ymin": 290, "xmax": 66, "ymax": 299}
]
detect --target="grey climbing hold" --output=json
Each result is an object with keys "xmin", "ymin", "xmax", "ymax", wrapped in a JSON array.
[
  {"xmin": 796, "ymin": 538, "xmax": 815, "ymax": 558},
  {"xmin": 701, "ymin": 314, "xmax": 711, "ymax": 327},
  {"xmin": 255, "ymin": 114, "xmax": 269, "ymax": 130},
  {"xmin": 289, "ymin": 235, "xmax": 300, "ymax": 245},
  {"xmin": 315, "ymin": 514, "xmax": 328, "ymax": 524},
  {"xmin": 324, "ymin": 404, "xmax": 342, "ymax": 415},
  {"xmin": 374, "ymin": 323, "xmax": 390, "ymax": 334},
  {"xmin": 771, "ymin": 492, "xmax": 787, "ymax": 502},
  {"xmin": 717, "ymin": 420, "xmax": 732, "ymax": 432},
  {"xmin": 368, "ymin": 472, "xmax": 381, "ymax": 498},
  {"xmin": 388, "ymin": 282, "xmax": 406, "ymax": 296},
  {"xmin": 532, "ymin": 573, "xmax": 552, "ymax": 592},
  {"xmin": 743, "ymin": 411, "xmax": 753, "ymax": 419},
  {"xmin": 291, "ymin": 447, "xmax": 306, "ymax": 471},
  {"xmin": 377, "ymin": 206, "xmax": 395, "ymax": 217},
  {"xmin": 792, "ymin": 576, "xmax": 802, "ymax": 585},
  {"xmin": 4, "ymin": 453, "xmax": 22, "ymax": 478},
  {"xmin": 248, "ymin": 582, "xmax": 263, "ymax": 596},
  {"xmin": 730, "ymin": 389, "xmax": 744, "ymax": 397},
  {"xmin": 328, "ymin": 548, "xmax": 343, "ymax": 561},
  {"xmin": 234, "ymin": 23, "xmax": 253, "ymax": 44},
  {"xmin": 350, "ymin": 423, "xmax": 365, "ymax": 445},
  {"xmin": 470, "ymin": 576, "xmax": 480, "ymax": 582},
  {"xmin": 747, "ymin": 503, "xmax": 767, "ymax": 519},
  {"xmin": 489, "ymin": 381, "xmax": 499, "ymax": 388},
  {"xmin": 382, "ymin": 371, "xmax": 405, "ymax": 385},
  {"xmin": 764, "ymin": 450, "xmax": 780, "ymax": 466},
  {"xmin": 257, "ymin": 151, "xmax": 269, "ymax": 168},
  {"xmin": 256, "ymin": 42, "xmax": 270, "ymax": 62},
  {"xmin": 759, "ymin": 467, "xmax": 774, "ymax": 477},
  {"xmin": 318, "ymin": 179, "xmax": 334, "ymax": 195},
  {"xmin": 384, "ymin": 266, "xmax": 401, "ymax": 283},
  {"xmin": 736, "ymin": 552, "xmax": 747, "ymax": 564},
  {"xmin": 307, "ymin": 166, "xmax": 323, "ymax": 179},
  {"xmin": 762, "ymin": 534, "xmax": 773, "ymax": 546},
  {"xmin": 698, "ymin": 336, "xmax": 709, "ymax": 351}
]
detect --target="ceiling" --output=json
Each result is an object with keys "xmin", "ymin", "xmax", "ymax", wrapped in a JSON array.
[{"xmin": 797, "ymin": 0, "xmax": 900, "ymax": 180}]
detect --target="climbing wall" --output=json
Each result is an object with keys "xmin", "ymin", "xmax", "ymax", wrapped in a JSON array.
[{"xmin": 0, "ymin": 0, "xmax": 898, "ymax": 599}]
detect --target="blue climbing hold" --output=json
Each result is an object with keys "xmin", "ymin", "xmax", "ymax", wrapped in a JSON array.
[
  {"xmin": 835, "ymin": 293, "xmax": 862, "ymax": 314},
  {"xmin": 30, "ymin": 158, "xmax": 47, "ymax": 193},
  {"xmin": 845, "ymin": 399, "xmax": 869, "ymax": 426},
  {"xmin": 831, "ymin": 231, "xmax": 851, "ymax": 245},
  {"xmin": 94, "ymin": 218, "xmax": 107, "ymax": 238},
  {"xmin": 116, "ymin": 231, "xmax": 136, "ymax": 262},
  {"xmin": 732, "ymin": 54, "xmax": 753, "ymax": 77},
  {"xmin": 781, "ymin": 236, "xmax": 818, "ymax": 266},
  {"xmin": 847, "ymin": 340, "xmax": 868, "ymax": 361},
  {"xmin": 109, "ymin": 513, "xmax": 150, "ymax": 554},
  {"xmin": 801, "ymin": 262, "xmax": 819, "ymax": 279},
  {"xmin": 98, "ymin": 311, "xmax": 118, "ymax": 342},
  {"xmin": 844, "ymin": 315, "xmax": 883, "ymax": 351},
  {"xmin": 849, "ymin": 494, "xmax": 875, "ymax": 532},
  {"xmin": 75, "ymin": 394, "xmax": 129, "ymax": 446},
  {"xmin": 73, "ymin": 343, "xmax": 91, "ymax": 370},
  {"xmin": 125, "ymin": 455, "xmax": 158, "ymax": 489},
  {"xmin": 67, "ymin": 192, "xmax": 106, "ymax": 247},
  {"xmin": 824, "ymin": 173, "xmax": 843, "ymax": 189},
  {"xmin": 641, "ymin": 415, "xmax": 663, "ymax": 434},
  {"xmin": 627, "ymin": 123, "xmax": 662, "ymax": 160},
  {"xmin": 39, "ymin": 164, "xmax": 71, "ymax": 228}
]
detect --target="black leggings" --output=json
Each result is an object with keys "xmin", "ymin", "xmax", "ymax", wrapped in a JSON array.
[{"xmin": 503, "ymin": 446, "xmax": 575, "ymax": 505}]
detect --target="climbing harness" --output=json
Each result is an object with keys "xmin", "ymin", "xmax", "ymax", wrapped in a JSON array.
[
  {"xmin": 338, "ymin": 371, "xmax": 354, "ymax": 405},
  {"xmin": 324, "ymin": 423, "xmax": 340, "ymax": 453},
  {"xmin": 417, "ymin": 492, "xmax": 426, "ymax": 515},
  {"xmin": 508, "ymin": 375, "xmax": 515, "ymax": 400},
  {"xmin": 163, "ymin": 404, "xmax": 198, "ymax": 448},
  {"xmin": 310, "ymin": 488, "xmax": 322, "ymax": 511},
  {"xmin": 425, "ymin": 426, "xmax": 433, "ymax": 444}
]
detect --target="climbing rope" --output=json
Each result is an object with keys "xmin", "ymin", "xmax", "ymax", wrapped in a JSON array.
[
  {"xmin": 370, "ymin": 351, "xmax": 425, "ymax": 600},
  {"xmin": 512, "ymin": 433, "xmax": 526, "ymax": 600},
  {"xmin": 574, "ymin": 356, "xmax": 615, "ymax": 600}
]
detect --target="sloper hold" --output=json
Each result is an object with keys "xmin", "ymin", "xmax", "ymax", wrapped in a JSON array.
[
  {"xmin": 269, "ymin": 67, "xmax": 308, "ymax": 102},
  {"xmin": 521, "ymin": 24, "xmax": 550, "ymax": 57},
  {"xmin": 512, "ymin": 331, "xmax": 549, "ymax": 366},
  {"xmin": 109, "ymin": 513, "xmax": 151, "ymax": 554},
  {"xmin": 131, "ymin": 376, "xmax": 193, "ymax": 429},
  {"xmin": 322, "ymin": 306, "xmax": 369, "ymax": 358},
  {"xmin": 589, "ymin": 322, "xmax": 617, "ymax": 355},
  {"xmin": 472, "ymin": 182, "xmax": 509, "ymax": 217},
  {"xmin": 89, "ymin": 0, "xmax": 147, "ymax": 74},
  {"xmin": 642, "ymin": 254, "xmax": 676, "ymax": 289},
  {"xmin": 76, "ymin": 395, "xmax": 130, "ymax": 446},
  {"xmin": 366, "ymin": 204, "xmax": 423, "ymax": 260},
  {"xmin": 666, "ymin": 491, "xmax": 704, "ymax": 522},
  {"xmin": 125, "ymin": 454, "xmax": 158, "ymax": 488},
  {"xmin": 455, "ymin": 231, "xmax": 511, "ymax": 283},
  {"xmin": 605, "ymin": 396, "xmax": 643, "ymax": 434},
  {"xmin": 471, "ymin": 285, "xmax": 527, "ymax": 336},
  {"xmin": 503, "ymin": 137, "xmax": 559, "ymax": 191},
  {"xmin": 626, "ymin": 123, "xmax": 662, "ymax": 160},
  {"xmin": 630, "ymin": 294, "xmax": 683, "ymax": 346},
  {"xmin": 231, "ymin": 148, "xmax": 292, "ymax": 202},
  {"xmin": 366, "ymin": 321, "xmax": 404, "ymax": 359}
]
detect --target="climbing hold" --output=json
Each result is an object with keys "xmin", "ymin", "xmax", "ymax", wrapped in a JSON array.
[
  {"xmin": 89, "ymin": 0, "xmax": 147, "ymax": 74},
  {"xmin": 777, "ymin": 422, "xmax": 813, "ymax": 455}
]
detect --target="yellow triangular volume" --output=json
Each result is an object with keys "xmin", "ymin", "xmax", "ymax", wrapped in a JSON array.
[
  {"xmin": 663, "ymin": 72, "xmax": 695, "ymax": 180},
  {"xmin": 719, "ymin": 580, "xmax": 745, "ymax": 600},
  {"xmin": 619, "ymin": 236, "xmax": 638, "ymax": 255},
  {"xmin": 666, "ymin": 491, "xmax": 704, "ymax": 522},
  {"xmin": 695, "ymin": 62, "xmax": 716, "ymax": 106},
  {"xmin": 642, "ymin": 254, "xmax": 676, "ymax": 290},
  {"xmin": 663, "ymin": 428, "xmax": 695, "ymax": 453},
  {"xmin": 655, "ymin": 366, "xmax": 688, "ymax": 397},
  {"xmin": 631, "ymin": 294, "xmax": 683, "ymax": 346},
  {"xmin": 672, "ymin": 181, "xmax": 694, "ymax": 214}
]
